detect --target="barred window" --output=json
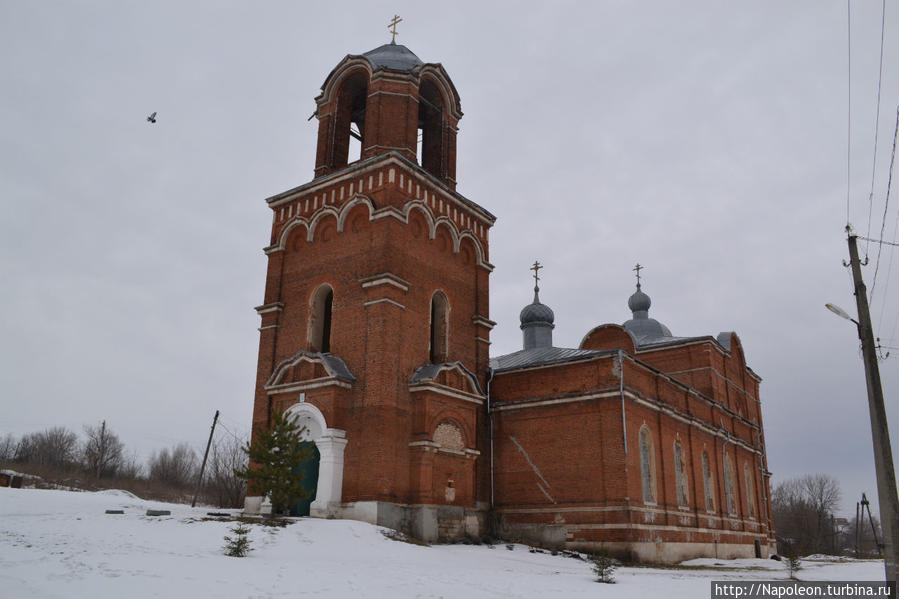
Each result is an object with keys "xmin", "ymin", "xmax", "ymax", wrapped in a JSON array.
[
  {"xmin": 744, "ymin": 463, "xmax": 755, "ymax": 518},
  {"xmin": 639, "ymin": 426, "xmax": 656, "ymax": 504},
  {"xmin": 724, "ymin": 453, "xmax": 737, "ymax": 515},
  {"xmin": 674, "ymin": 441, "xmax": 689, "ymax": 507},
  {"xmin": 702, "ymin": 451, "xmax": 715, "ymax": 512}
]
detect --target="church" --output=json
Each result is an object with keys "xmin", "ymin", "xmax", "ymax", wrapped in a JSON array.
[{"xmin": 243, "ymin": 35, "xmax": 777, "ymax": 563}]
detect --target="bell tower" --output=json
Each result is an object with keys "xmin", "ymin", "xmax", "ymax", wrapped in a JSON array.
[
  {"xmin": 313, "ymin": 41, "xmax": 461, "ymax": 188},
  {"xmin": 246, "ymin": 36, "xmax": 495, "ymax": 541}
]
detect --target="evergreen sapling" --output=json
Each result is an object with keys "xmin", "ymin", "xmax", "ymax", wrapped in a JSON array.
[{"xmin": 234, "ymin": 411, "xmax": 313, "ymax": 516}]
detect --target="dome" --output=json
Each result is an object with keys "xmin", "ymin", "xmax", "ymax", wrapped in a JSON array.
[
  {"xmin": 627, "ymin": 287, "xmax": 651, "ymax": 313},
  {"xmin": 362, "ymin": 42, "xmax": 423, "ymax": 71},
  {"xmin": 520, "ymin": 291, "xmax": 555, "ymax": 326},
  {"xmin": 622, "ymin": 284, "xmax": 672, "ymax": 342}
]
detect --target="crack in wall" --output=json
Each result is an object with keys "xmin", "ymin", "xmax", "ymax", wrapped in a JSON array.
[{"xmin": 510, "ymin": 435, "xmax": 556, "ymax": 504}]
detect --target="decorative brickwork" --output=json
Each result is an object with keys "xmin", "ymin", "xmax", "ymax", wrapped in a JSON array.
[{"xmin": 245, "ymin": 41, "xmax": 775, "ymax": 562}]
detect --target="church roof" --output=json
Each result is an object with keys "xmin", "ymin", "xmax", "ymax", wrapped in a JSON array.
[
  {"xmin": 362, "ymin": 42, "xmax": 423, "ymax": 71},
  {"xmin": 490, "ymin": 346, "xmax": 610, "ymax": 372}
]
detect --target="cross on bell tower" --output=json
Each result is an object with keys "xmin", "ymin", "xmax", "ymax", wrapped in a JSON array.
[{"xmin": 388, "ymin": 15, "xmax": 402, "ymax": 42}]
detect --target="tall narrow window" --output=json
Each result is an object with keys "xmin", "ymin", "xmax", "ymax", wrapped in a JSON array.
[
  {"xmin": 744, "ymin": 463, "xmax": 755, "ymax": 518},
  {"xmin": 702, "ymin": 451, "xmax": 715, "ymax": 512},
  {"xmin": 639, "ymin": 426, "xmax": 656, "ymax": 504},
  {"xmin": 429, "ymin": 291, "xmax": 449, "ymax": 363},
  {"xmin": 724, "ymin": 453, "xmax": 736, "ymax": 515},
  {"xmin": 332, "ymin": 72, "xmax": 368, "ymax": 168},
  {"xmin": 418, "ymin": 79, "xmax": 445, "ymax": 179},
  {"xmin": 308, "ymin": 285, "xmax": 334, "ymax": 353},
  {"xmin": 674, "ymin": 441, "xmax": 689, "ymax": 507}
]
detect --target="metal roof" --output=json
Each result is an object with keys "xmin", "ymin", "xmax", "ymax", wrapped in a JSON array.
[
  {"xmin": 409, "ymin": 361, "xmax": 484, "ymax": 394},
  {"xmin": 490, "ymin": 346, "xmax": 612, "ymax": 372},
  {"xmin": 362, "ymin": 42, "xmax": 423, "ymax": 71}
]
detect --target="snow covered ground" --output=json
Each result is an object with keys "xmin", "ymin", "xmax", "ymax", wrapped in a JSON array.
[{"xmin": 0, "ymin": 487, "xmax": 886, "ymax": 598}]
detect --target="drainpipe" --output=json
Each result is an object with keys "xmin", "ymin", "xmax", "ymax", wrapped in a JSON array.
[
  {"xmin": 619, "ymin": 350, "xmax": 627, "ymax": 456},
  {"xmin": 486, "ymin": 367, "xmax": 495, "ymax": 509}
]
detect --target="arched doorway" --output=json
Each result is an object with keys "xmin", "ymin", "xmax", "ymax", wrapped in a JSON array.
[
  {"xmin": 282, "ymin": 401, "xmax": 347, "ymax": 516},
  {"xmin": 291, "ymin": 442, "xmax": 320, "ymax": 516}
]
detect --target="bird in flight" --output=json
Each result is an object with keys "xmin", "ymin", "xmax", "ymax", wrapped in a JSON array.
[{"xmin": 146, "ymin": 112, "xmax": 157, "ymax": 123}]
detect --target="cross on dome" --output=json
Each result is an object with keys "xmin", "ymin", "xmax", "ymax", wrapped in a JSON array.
[
  {"xmin": 388, "ymin": 15, "xmax": 403, "ymax": 43},
  {"xmin": 530, "ymin": 260, "xmax": 543, "ymax": 291}
]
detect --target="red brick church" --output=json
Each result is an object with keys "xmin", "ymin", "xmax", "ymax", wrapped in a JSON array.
[{"xmin": 244, "ymin": 37, "xmax": 776, "ymax": 563}]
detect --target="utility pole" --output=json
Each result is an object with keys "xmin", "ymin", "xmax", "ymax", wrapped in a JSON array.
[
  {"xmin": 96, "ymin": 420, "xmax": 106, "ymax": 479},
  {"xmin": 847, "ymin": 232, "xmax": 899, "ymax": 584},
  {"xmin": 857, "ymin": 501, "xmax": 862, "ymax": 558},
  {"xmin": 191, "ymin": 410, "xmax": 219, "ymax": 508}
]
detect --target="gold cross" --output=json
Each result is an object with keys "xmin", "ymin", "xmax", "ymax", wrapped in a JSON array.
[
  {"xmin": 388, "ymin": 15, "xmax": 402, "ymax": 42},
  {"xmin": 633, "ymin": 263, "xmax": 643, "ymax": 287},
  {"xmin": 531, "ymin": 261, "xmax": 543, "ymax": 287}
]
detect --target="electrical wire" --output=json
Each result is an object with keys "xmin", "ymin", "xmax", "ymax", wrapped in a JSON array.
[
  {"xmin": 865, "ymin": 0, "xmax": 888, "ymax": 258},
  {"xmin": 216, "ymin": 420, "xmax": 247, "ymax": 444},
  {"xmin": 847, "ymin": 0, "xmax": 853, "ymax": 228},
  {"xmin": 870, "ymin": 107, "xmax": 899, "ymax": 302}
]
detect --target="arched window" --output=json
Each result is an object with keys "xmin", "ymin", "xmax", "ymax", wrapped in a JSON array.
[
  {"xmin": 418, "ymin": 79, "xmax": 445, "ymax": 179},
  {"xmin": 429, "ymin": 291, "xmax": 449, "ymax": 363},
  {"xmin": 639, "ymin": 426, "xmax": 656, "ymax": 504},
  {"xmin": 308, "ymin": 285, "xmax": 334, "ymax": 353},
  {"xmin": 744, "ymin": 463, "xmax": 755, "ymax": 518},
  {"xmin": 702, "ymin": 451, "xmax": 715, "ymax": 512},
  {"xmin": 724, "ymin": 452, "xmax": 737, "ymax": 515},
  {"xmin": 674, "ymin": 441, "xmax": 689, "ymax": 507},
  {"xmin": 332, "ymin": 72, "xmax": 368, "ymax": 168}
]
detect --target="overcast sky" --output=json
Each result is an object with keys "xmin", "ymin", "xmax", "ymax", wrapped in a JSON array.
[{"xmin": 2, "ymin": 1, "xmax": 898, "ymax": 517}]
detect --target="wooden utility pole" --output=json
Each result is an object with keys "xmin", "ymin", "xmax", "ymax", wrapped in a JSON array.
[
  {"xmin": 846, "ymin": 232, "xmax": 899, "ymax": 583},
  {"xmin": 191, "ymin": 410, "xmax": 219, "ymax": 508}
]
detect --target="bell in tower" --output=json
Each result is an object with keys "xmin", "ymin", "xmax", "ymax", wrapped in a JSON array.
[
  {"xmin": 245, "ymin": 26, "xmax": 496, "ymax": 543},
  {"xmin": 312, "ymin": 38, "xmax": 462, "ymax": 188}
]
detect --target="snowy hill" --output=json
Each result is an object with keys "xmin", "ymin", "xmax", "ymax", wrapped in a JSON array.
[{"xmin": 0, "ymin": 487, "xmax": 884, "ymax": 598}]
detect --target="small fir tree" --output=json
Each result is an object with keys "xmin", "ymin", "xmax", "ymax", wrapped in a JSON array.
[
  {"xmin": 223, "ymin": 523, "xmax": 252, "ymax": 557},
  {"xmin": 785, "ymin": 546, "xmax": 801, "ymax": 580},
  {"xmin": 591, "ymin": 549, "xmax": 617, "ymax": 584},
  {"xmin": 234, "ymin": 411, "xmax": 313, "ymax": 516}
]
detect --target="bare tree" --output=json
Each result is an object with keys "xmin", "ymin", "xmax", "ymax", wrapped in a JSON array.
[
  {"xmin": 801, "ymin": 474, "xmax": 842, "ymax": 553},
  {"xmin": 203, "ymin": 433, "xmax": 248, "ymax": 508},
  {"xmin": 0, "ymin": 434, "xmax": 17, "ymax": 464},
  {"xmin": 148, "ymin": 443, "xmax": 198, "ymax": 488},
  {"xmin": 82, "ymin": 421, "xmax": 125, "ymax": 478},
  {"xmin": 15, "ymin": 427, "xmax": 79, "ymax": 468},
  {"xmin": 117, "ymin": 451, "xmax": 144, "ymax": 479},
  {"xmin": 772, "ymin": 474, "xmax": 842, "ymax": 556}
]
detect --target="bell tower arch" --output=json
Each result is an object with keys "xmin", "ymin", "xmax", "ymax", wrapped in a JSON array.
[{"xmin": 313, "ymin": 43, "xmax": 462, "ymax": 189}]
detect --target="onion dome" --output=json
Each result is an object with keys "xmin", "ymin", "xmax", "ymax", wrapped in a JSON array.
[
  {"xmin": 362, "ymin": 42, "xmax": 423, "ymax": 71},
  {"xmin": 520, "ymin": 266, "xmax": 555, "ymax": 351},
  {"xmin": 623, "ymin": 282, "xmax": 672, "ymax": 343},
  {"xmin": 520, "ymin": 287, "xmax": 555, "ymax": 326}
]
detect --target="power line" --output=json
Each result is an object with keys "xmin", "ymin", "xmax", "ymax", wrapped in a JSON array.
[
  {"xmin": 858, "ymin": 235, "xmax": 899, "ymax": 248},
  {"xmin": 216, "ymin": 420, "xmax": 247, "ymax": 444},
  {"xmin": 865, "ymin": 0, "xmax": 888, "ymax": 259},
  {"xmin": 886, "ymin": 204, "xmax": 899, "ymax": 348},
  {"xmin": 870, "ymin": 107, "xmax": 899, "ymax": 301},
  {"xmin": 847, "ymin": 0, "xmax": 853, "ymax": 228}
]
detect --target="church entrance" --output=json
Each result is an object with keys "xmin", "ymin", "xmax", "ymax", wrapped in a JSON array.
[{"xmin": 291, "ymin": 441, "xmax": 320, "ymax": 517}]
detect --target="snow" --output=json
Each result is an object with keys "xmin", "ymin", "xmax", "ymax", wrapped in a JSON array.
[{"xmin": 0, "ymin": 488, "xmax": 885, "ymax": 598}]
